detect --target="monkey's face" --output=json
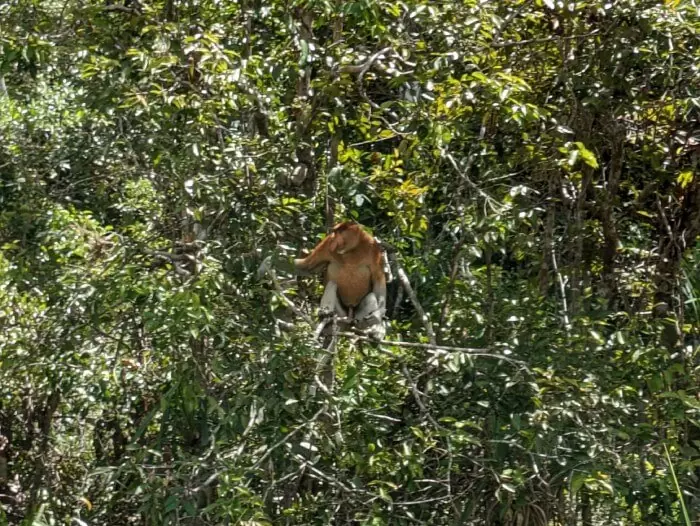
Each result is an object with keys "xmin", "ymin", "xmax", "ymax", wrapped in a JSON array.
[
  {"xmin": 329, "ymin": 223, "xmax": 360, "ymax": 255},
  {"xmin": 328, "ymin": 230, "xmax": 346, "ymax": 254}
]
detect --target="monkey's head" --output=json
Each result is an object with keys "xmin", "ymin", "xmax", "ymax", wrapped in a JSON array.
[{"xmin": 329, "ymin": 221, "xmax": 361, "ymax": 254}]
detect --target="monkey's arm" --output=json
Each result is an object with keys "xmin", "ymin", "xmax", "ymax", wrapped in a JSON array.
[
  {"xmin": 293, "ymin": 236, "xmax": 333, "ymax": 275},
  {"xmin": 257, "ymin": 247, "xmax": 328, "ymax": 280},
  {"xmin": 293, "ymin": 257, "xmax": 324, "ymax": 276},
  {"xmin": 257, "ymin": 251, "xmax": 296, "ymax": 279},
  {"xmin": 372, "ymin": 265, "xmax": 387, "ymax": 311}
]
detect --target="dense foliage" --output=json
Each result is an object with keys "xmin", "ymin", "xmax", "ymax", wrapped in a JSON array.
[{"xmin": 1, "ymin": 0, "xmax": 699, "ymax": 524}]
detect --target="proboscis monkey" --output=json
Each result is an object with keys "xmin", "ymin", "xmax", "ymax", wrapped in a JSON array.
[
  {"xmin": 295, "ymin": 222, "xmax": 386, "ymax": 328},
  {"xmin": 259, "ymin": 222, "xmax": 386, "ymax": 338}
]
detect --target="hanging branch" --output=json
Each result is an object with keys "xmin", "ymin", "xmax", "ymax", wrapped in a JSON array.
[
  {"xmin": 444, "ymin": 152, "xmax": 502, "ymax": 212},
  {"xmin": 338, "ymin": 46, "xmax": 415, "ymax": 139},
  {"xmin": 438, "ymin": 235, "xmax": 467, "ymax": 332},
  {"xmin": 551, "ymin": 248, "xmax": 571, "ymax": 336},
  {"xmin": 144, "ymin": 248, "xmax": 194, "ymax": 278},
  {"xmin": 338, "ymin": 46, "xmax": 393, "ymax": 76},
  {"xmin": 324, "ymin": 8, "xmax": 343, "ymax": 231},
  {"xmin": 438, "ymin": 134, "xmax": 486, "ymax": 333},
  {"xmin": 396, "ymin": 266, "xmax": 436, "ymax": 347},
  {"xmin": 259, "ymin": 265, "xmax": 315, "ymax": 328}
]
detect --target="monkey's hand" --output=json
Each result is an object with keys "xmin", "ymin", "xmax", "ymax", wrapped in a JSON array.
[
  {"xmin": 257, "ymin": 249, "xmax": 296, "ymax": 280},
  {"xmin": 257, "ymin": 255, "xmax": 275, "ymax": 280},
  {"xmin": 319, "ymin": 303, "xmax": 336, "ymax": 318},
  {"xmin": 357, "ymin": 305, "xmax": 385, "ymax": 328}
]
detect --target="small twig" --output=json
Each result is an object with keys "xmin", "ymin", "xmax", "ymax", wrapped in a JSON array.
[
  {"xmin": 339, "ymin": 46, "xmax": 393, "ymax": 77},
  {"xmin": 313, "ymin": 317, "xmax": 339, "ymax": 394},
  {"xmin": 304, "ymin": 463, "xmax": 370, "ymax": 495},
  {"xmin": 358, "ymin": 46, "xmax": 392, "ymax": 84},
  {"xmin": 437, "ymin": 141, "xmax": 483, "ymax": 331},
  {"xmin": 391, "ymin": 283, "xmax": 404, "ymax": 319},
  {"xmin": 438, "ymin": 233, "xmax": 468, "ymax": 331},
  {"xmin": 551, "ymin": 248, "xmax": 571, "ymax": 336},
  {"xmin": 401, "ymin": 363, "xmax": 440, "ymax": 428},
  {"xmin": 265, "ymin": 268, "xmax": 315, "ymax": 327},
  {"xmin": 348, "ymin": 134, "xmax": 397, "ymax": 148},
  {"xmin": 396, "ymin": 267, "xmax": 436, "ymax": 347},
  {"xmin": 313, "ymin": 317, "xmax": 333, "ymax": 340},
  {"xmin": 145, "ymin": 248, "xmax": 193, "ymax": 277},
  {"xmin": 656, "ymin": 196, "xmax": 682, "ymax": 255},
  {"xmin": 491, "ymin": 0, "xmax": 533, "ymax": 42},
  {"xmin": 398, "ymin": 358, "xmax": 455, "ymax": 501},
  {"xmin": 103, "ymin": 4, "xmax": 140, "ymax": 14},
  {"xmin": 339, "ymin": 46, "xmax": 414, "ymax": 140},
  {"xmin": 394, "ymin": 495, "xmax": 454, "ymax": 507},
  {"xmin": 444, "ymin": 152, "xmax": 501, "ymax": 212},
  {"xmin": 312, "ymin": 314, "xmax": 351, "ymax": 340},
  {"xmin": 250, "ymin": 406, "xmax": 326, "ymax": 470},
  {"xmin": 380, "ymin": 247, "xmax": 394, "ymax": 283},
  {"xmin": 145, "ymin": 248, "xmax": 193, "ymax": 262}
]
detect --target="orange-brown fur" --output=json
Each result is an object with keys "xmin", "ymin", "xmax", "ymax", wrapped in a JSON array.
[{"xmin": 294, "ymin": 222, "xmax": 385, "ymax": 308}]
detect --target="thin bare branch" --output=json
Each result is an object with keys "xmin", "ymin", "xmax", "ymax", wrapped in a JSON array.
[
  {"xmin": 551, "ymin": 249, "xmax": 571, "ymax": 336},
  {"xmin": 262, "ymin": 267, "xmax": 315, "ymax": 327},
  {"xmin": 250, "ymin": 406, "xmax": 326, "ymax": 470},
  {"xmin": 396, "ymin": 267, "xmax": 436, "ymax": 347}
]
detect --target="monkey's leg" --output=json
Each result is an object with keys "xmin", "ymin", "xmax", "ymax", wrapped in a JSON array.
[
  {"xmin": 353, "ymin": 293, "xmax": 386, "ymax": 340},
  {"xmin": 354, "ymin": 293, "xmax": 383, "ymax": 326},
  {"xmin": 315, "ymin": 281, "xmax": 352, "ymax": 339},
  {"xmin": 320, "ymin": 281, "xmax": 348, "ymax": 318}
]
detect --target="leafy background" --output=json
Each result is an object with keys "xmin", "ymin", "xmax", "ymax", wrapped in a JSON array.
[{"xmin": 1, "ymin": 0, "xmax": 699, "ymax": 524}]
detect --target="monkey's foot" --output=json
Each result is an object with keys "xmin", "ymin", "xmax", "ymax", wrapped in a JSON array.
[
  {"xmin": 355, "ymin": 311, "xmax": 383, "ymax": 330},
  {"xmin": 318, "ymin": 307, "xmax": 336, "ymax": 319},
  {"xmin": 364, "ymin": 322, "xmax": 386, "ymax": 341}
]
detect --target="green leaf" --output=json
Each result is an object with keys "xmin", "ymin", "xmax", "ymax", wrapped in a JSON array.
[
  {"xmin": 575, "ymin": 142, "xmax": 599, "ymax": 169},
  {"xmin": 164, "ymin": 494, "xmax": 178, "ymax": 513},
  {"xmin": 677, "ymin": 170, "xmax": 694, "ymax": 189}
]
